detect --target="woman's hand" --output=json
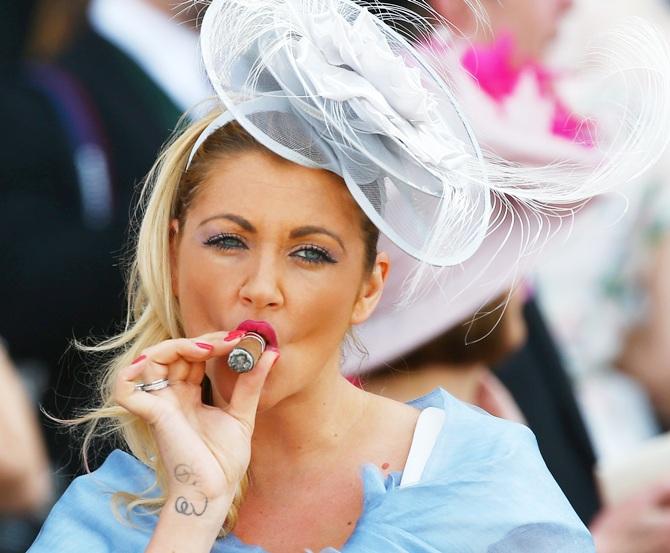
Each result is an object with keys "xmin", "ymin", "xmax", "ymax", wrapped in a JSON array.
[{"xmin": 113, "ymin": 331, "xmax": 278, "ymax": 533}]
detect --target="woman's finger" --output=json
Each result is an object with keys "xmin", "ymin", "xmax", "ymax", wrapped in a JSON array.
[
  {"xmin": 140, "ymin": 357, "xmax": 169, "ymax": 391},
  {"xmin": 143, "ymin": 332, "xmax": 242, "ymax": 364},
  {"xmin": 142, "ymin": 338, "xmax": 215, "ymax": 367},
  {"xmin": 113, "ymin": 357, "xmax": 164, "ymax": 423},
  {"xmin": 185, "ymin": 360, "xmax": 207, "ymax": 386},
  {"xmin": 139, "ymin": 332, "xmax": 243, "ymax": 383},
  {"xmin": 227, "ymin": 349, "xmax": 279, "ymax": 429},
  {"xmin": 115, "ymin": 330, "xmax": 245, "ymax": 420}
]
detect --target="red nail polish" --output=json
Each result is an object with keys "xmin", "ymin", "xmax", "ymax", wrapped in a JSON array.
[
  {"xmin": 195, "ymin": 342, "xmax": 214, "ymax": 351},
  {"xmin": 224, "ymin": 330, "xmax": 245, "ymax": 342},
  {"xmin": 132, "ymin": 354, "xmax": 146, "ymax": 364}
]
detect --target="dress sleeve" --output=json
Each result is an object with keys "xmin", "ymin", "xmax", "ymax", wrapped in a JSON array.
[
  {"xmin": 487, "ymin": 522, "xmax": 595, "ymax": 552},
  {"xmin": 27, "ymin": 451, "xmax": 155, "ymax": 553},
  {"xmin": 443, "ymin": 413, "xmax": 596, "ymax": 552}
]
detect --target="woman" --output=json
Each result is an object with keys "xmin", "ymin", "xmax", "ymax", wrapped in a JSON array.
[
  {"xmin": 27, "ymin": 0, "xmax": 667, "ymax": 551},
  {"xmin": 27, "ymin": 119, "xmax": 589, "ymax": 553}
]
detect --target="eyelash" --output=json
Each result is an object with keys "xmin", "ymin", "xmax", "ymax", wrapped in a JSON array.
[
  {"xmin": 204, "ymin": 233, "xmax": 247, "ymax": 251},
  {"xmin": 292, "ymin": 245, "xmax": 336, "ymax": 265},
  {"xmin": 203, "ymin": 233, "xmax": 337, "ymax": 265}
]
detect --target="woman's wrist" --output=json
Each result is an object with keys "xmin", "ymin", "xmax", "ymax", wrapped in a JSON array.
[
  {"xmin": 146, "ymin": 492, "xmax": 234, "ymax": 553},
  {"xmin": 166, "ymin": 486, "xmax": 233, "ymax": 520}
]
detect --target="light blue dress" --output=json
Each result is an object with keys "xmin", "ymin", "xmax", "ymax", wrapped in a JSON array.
[{"xmin": 29, "ymin": 389, "xmax": 594, "ymax": 552}]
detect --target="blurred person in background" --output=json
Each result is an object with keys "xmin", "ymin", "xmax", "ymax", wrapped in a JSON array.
[
  {"xmin": 434, "ymin": 0, "xmax": 670, "ymax": 451},
  {"xmin": 0, "ymin": 340, "xmax": 52, "ymax": 553},
  {"xmin": 531, "ymin": 3, "xmax": 670, "ymax": 548},
  {"xmin": 1, "ymin": 4, "xmax": 56, "ymax": 552},
  {"xmin": 377, "ymin": 0, "xmax": 600, "ymax": 522},
  {"xmin": 0, "ymin": 0, "xmax": 211, "ymax": 487},
  {"xmin": 537, "ymin": 137, "xmax": 670, "ymax": 453},
  {"xmin": 363, "ymin": 0, "xmax": 670, "ymax": 550},
  {"xmin": 443, "ymin": 1, "xmax": 670, "ymax": 550},
  {"xmin": 0, "ymin": 341, "xmax": 52, "ymax": 511}
]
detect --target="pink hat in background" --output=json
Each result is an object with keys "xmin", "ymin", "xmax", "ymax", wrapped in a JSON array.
[{"xmin": 342, "ymin": 31, "xmax": 604, "ymax": 376}]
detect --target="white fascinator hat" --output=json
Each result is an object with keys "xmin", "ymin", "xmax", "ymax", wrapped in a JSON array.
[{"xmin": 192, "ymin": 0, "xmax": 670, "ymax": 372}]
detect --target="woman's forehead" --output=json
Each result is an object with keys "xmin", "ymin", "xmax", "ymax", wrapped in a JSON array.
[{"xmin": 189, "ymin": 151, "xmax": 361, "ymax": 230}]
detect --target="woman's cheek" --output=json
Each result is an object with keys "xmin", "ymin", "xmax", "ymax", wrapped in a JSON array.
[{"xmin": 178, "ymin": 247, "xmax": 236, "ymax": 335}]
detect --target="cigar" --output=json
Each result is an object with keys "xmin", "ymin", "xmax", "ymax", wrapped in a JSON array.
[{"xmin": 227, "ymin": 332, "xmax": 266, "ymax": 373}]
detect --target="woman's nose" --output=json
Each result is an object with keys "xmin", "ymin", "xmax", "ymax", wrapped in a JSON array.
[{"xmin": 238, "ymin": 253, "xmax": 284, "ymax": 310}]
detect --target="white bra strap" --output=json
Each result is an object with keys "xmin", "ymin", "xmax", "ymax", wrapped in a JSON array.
[{"xmin": 399, "ymin": 407, "xmax": 446, "ymax": 488}]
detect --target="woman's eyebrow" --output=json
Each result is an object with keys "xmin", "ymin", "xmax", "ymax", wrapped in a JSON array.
[
  {"xmin": 198, "ymin": 213, "xmax": 256, "ymax": 232},
  {"xmin": 290, "ymin": 225, "xmax": 346, "ymax": 252}
]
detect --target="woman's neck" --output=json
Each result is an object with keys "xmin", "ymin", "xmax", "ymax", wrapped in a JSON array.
[
  {"xmin": 249, "ymin": 369, "xmax": 372, "ymax": 478},
  {"xmin": 231, "ymin": 369, "xmax": 420, "ymax": 551}
]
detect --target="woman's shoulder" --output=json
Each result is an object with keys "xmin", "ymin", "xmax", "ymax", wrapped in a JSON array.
[{"xmin": 27, "ymin": 450, "xmax": 156, "ymax": 552}]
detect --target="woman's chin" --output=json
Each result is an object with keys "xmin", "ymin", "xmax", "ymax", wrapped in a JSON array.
[{"xmin": 250, "ymin": 384, "xmax": 289, "ymax": 415}]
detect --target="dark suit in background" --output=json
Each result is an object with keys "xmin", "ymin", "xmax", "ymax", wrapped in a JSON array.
[{"xmin": 0, "ymin": 25, "xmax": 181, "ymax": 480}]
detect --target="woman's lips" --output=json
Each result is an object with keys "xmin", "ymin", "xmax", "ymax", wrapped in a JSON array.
[{"xmin": 234, "ymin": 320, "xmax": 279, "ymax": 350}]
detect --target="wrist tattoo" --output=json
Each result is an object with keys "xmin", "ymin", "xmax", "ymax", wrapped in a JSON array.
[
  {"xmin": 175, "ymin": 494, "xmax": 208, "ymax": 517},
  {"xmin": 172, "ymin": 463, "xmax": 208, "ymax": 517},
  {"xmin": 174, "ymin": 463, "xmax": 199, "ymax": 485}
]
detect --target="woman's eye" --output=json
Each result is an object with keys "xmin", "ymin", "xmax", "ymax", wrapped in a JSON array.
[
  {"xmin": 291, "ymin": 246, "xmax": 336, "ymax": 264},
  {"xmin": 203, "ymin": 233, "xmax": 247, "ymax": 251}
]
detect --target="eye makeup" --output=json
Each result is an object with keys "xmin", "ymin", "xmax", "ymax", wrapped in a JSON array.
[
  {"xmin": 289, "ymin": 244, "xmax": 337, "ymax": 264},
  {"xmin": 202, "ymin": 232, "xmax": 338, "ymax": 265},
  {"xmin": 203, "ymin": 232, "xmax": 247, "ymax": 251}
]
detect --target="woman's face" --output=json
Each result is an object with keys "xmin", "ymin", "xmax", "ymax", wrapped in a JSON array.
[
  {"xmin": 171, "ymin": 150, "xmax": 387, "ymax": 410},
  {"xmin": 486, "ymin": 0, "xmax": 573, "ymax": 60}
]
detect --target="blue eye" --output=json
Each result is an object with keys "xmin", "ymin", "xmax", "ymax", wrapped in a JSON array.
[
  {"xmin": 291, "ymin": 245, "xmax": 336, "ymax": 264},
  {"xmin": 204, "ymin": 233, "xmax": 248, "ymax": 251}
]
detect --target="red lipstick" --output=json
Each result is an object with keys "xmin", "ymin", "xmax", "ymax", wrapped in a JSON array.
[{"xmin": 234, "ymin": 320, "xmax": 278, "ymax": 350}]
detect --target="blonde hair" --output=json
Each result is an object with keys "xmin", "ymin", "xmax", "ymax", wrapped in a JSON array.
[{"xmin": 73, "ymin": 108, "xmax": 264, "ymax": 537}]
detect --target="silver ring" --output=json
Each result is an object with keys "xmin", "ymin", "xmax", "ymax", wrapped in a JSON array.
[{"xmin": 134, "ymin": 378, "xmax": 169, "ymax": 392}]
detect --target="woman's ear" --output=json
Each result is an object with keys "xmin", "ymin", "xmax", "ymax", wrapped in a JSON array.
[
  {"xmin": 169, "ymin": 219, "xmax": 180, "ymax": 298},
  {"xmin": 351, "ymin": 252, "xmax": 390, "ymax": 326}
]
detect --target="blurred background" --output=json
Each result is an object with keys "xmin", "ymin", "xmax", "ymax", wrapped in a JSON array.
[{"xmin": 1, "ymin": 1, "xmax": 670, "ymax": 552}]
